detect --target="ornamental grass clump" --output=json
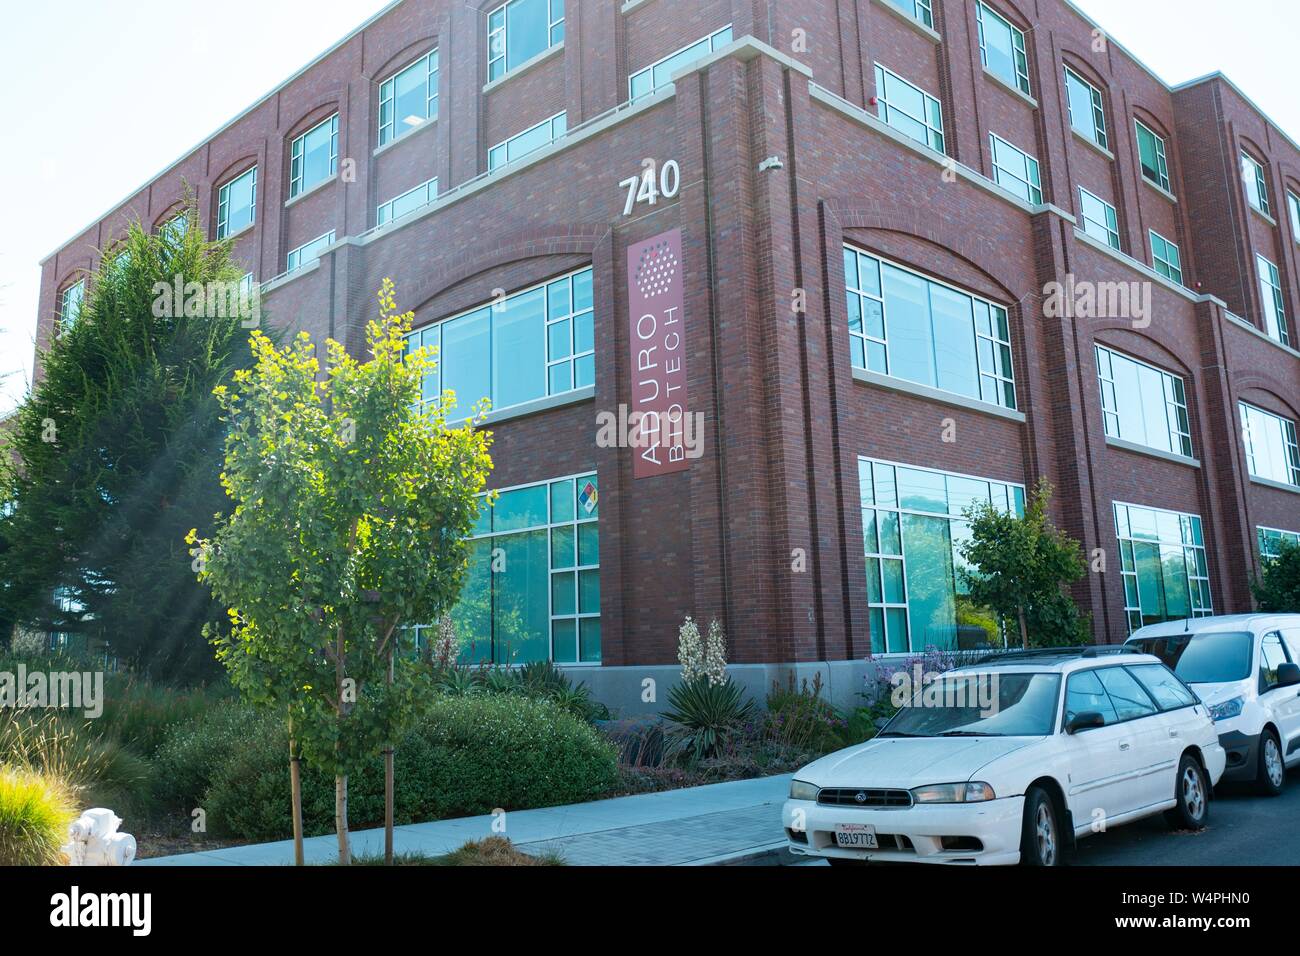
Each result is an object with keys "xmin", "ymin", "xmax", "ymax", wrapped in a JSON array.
[{"xmin": 0, "ymin": 765, "xmax": 77, "ymax": 866}]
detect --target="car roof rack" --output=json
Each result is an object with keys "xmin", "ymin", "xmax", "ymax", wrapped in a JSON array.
[{"xmin": 974, "ymin": 645, "xmax": 1139, "ymax": 664}]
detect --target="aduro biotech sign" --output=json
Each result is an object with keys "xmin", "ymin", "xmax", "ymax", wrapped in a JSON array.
[{"xmin": 627, "ymin": 228, "xmax": 690, "ymax": 479}]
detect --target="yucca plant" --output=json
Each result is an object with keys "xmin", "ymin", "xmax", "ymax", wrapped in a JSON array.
[
  {"xmin": 662, "ymin": 677, "xmax": 756, "ymax": 764},
  {"xmin": 0, "ymin": 766, "xmax": 77, "ymax": 866}
]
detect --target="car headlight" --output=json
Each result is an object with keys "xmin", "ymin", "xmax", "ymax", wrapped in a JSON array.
[
  {"xmin": 789, "ymin": 780, "xmax": 820, "ymax": 801},
  {"xmin": 910, "ymin": 782, "xmax": 997, "ymax": 804},
  {"xmin": 1208, "ymin": 696, "xmax": 1245, "ymax": 722}
]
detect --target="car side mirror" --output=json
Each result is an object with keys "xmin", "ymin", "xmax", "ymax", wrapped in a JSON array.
[
  {"xmin": 1066, "ymin": 711, "xmax": 1105, "ymax": 734},
  {"xmin": 1277, "ymin": 663, "xmax": 1300, "ymax": 687}
]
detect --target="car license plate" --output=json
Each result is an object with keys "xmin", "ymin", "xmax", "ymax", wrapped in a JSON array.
[{"xmin": 834, "ymin": 823, "xmax": 878, "ymax": 849}]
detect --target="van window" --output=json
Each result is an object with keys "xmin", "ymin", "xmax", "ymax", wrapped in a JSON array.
[
  {"xmin": 1128, "ymin": 631, "xmax": 1253, "ymax": 684},
  {"xmin": 1260, "ymin": 633, "xmax": 1292, "ymax": 692},
  {"xmin": 1282, "ymin": 628, "xmax": 1300, "ymax": 664}
]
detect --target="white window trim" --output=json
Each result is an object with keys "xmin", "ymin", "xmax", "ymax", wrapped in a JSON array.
[
  {"xmin": 488, "ymin": 0, "xmax": 565, "ymax": 83},
  {"xmin": 628, "ymin": 25, "xmax": 733, "ymax": 102},
  {"xmin": 290, "ymin": 114, "xmax": 339, "ymax": 199},
  {"xmin": 845, "ymin": 245, "xmax": 1018, "ymax": 411},
  {"xmin": 1259, "ymin": 526, "xmax": 1300, "ymax": 560},
  {"xmin": 1240, "ymin": 400, "xmax": 1300, "ymax": 488},
  {"xmin": 1134, "ymin": 119, "xmax": 1171, "ymax": 193},
  {"xmin": 217, "ymin": 166, "xmax": 257, "ymax": 240},
  {"xmin": 378, "ymin": 49, "xmax": 439, "ymax": 147},
  {"xmin": 1078, "ymin": 186, "xmax": 1120, "ymax": 250},
  {"xmin": 976, "ymin": 3, "xmax": 1030, "ymax": 96},
  {"xmin": 1148, "ymin": 229, "xmax": 1183, "ymax": 285},
  {"xmin": 488, "ymin": 111, "xmax": 567, "ymax": 171},
  {"xmin": 286, "ymin": 230, "xmax": 336, "ymax": 273},
  {"xmin": 874, "ymin": 63, "xmax": 945, "ymax": 154},
  {"xmin": 376, "ymin": 177, "xmax": 439, "ymax": 227},
  {"xmin": 988, "ymin": 132, "xmax": 1042, "ymax": 204},
  {"xmin": 1241, "ymin": 150, "xmax": 1271, "ymax": 216},
  {"xmin": 1064, "ymin": 67, "xmax": 1107, "ymax": 150},
  {"xmin": 1095, "ymin": 343, "xmax": 1192, "ymax": 458},
  {"xmin": 1114, "ymin": 501, "xmax": 1214, "ymax": 632},
  {"xmin": 1256, "ymin": 253, "xmax": 1291, "ymax": 347}
]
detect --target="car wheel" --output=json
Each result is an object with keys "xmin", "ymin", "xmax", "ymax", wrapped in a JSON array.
[
  {"xmin": 1166, "ymin": 754, "xmax": 1209, "ymax": 830},
  {"xmin": 1019, "ymin": 786, "xmax": 1063, "ymax": 866},
  {"xmin": 1257, "ymin": 729, "xmax": 1285, "ymax": 797}
]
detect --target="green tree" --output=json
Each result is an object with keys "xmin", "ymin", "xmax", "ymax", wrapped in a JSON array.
[
  {"xmin": 0, "ymin": 206, "xmax": 253, "ymax": 682},
  {"xmin": 189, "ymin": 282, "xmax": 493, "ymax": 864},
  {"xmin": 958, "ymin": 479, "xmax": 1088, "ymax": 649},
  {"xmin": 1253, "ymin": 540, "xmax": 1300, "ymax": 612}
]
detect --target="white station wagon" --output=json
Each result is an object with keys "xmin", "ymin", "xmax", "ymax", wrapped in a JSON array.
[{"xmin": 783, "ymin": 648, "xmax": 1227, "ymax": 866}]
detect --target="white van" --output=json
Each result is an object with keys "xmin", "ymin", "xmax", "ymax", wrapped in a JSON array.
[{"xmin": 1127, "ymin": 614, "xmax": 1300, "ymax": 794}]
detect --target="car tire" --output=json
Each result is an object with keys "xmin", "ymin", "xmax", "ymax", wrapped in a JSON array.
[
  {"xmin": 1166, "ymin": 754, "xmax": 1210, "ymax": 830},
  {"xmin": 1019, "ymin": 786, "xmax": 1063, "ymax": 866},
  {"xmin": 1257, "ymin": 729, "xmax": 1286, "ymax": 797}
]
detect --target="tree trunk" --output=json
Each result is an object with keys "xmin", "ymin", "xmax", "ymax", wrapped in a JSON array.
[
  {"xmin": 288, "ymin": 711, "xmax": 305, "ymax": 867},
  {"xmin": 1017, "ymin": 606, "xmax": 1029, "ymax": 650},
  {"xmin": 335, "ymin": 773, "xmax": 350, "ymax": 865},
  {"xmin": 384, "ymin": 643, "xmax": 395, "ymax": 866}
]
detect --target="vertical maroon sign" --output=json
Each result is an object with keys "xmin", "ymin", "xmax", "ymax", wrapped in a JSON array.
[{"xmin": 627, "ymin": 228, "xmax": 690, "ymax": 479}]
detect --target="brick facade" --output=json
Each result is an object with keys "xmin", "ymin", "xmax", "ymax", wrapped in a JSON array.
[{"xmin": 35, "ymin": 0, "xmax": 1300, "ymax": 670}]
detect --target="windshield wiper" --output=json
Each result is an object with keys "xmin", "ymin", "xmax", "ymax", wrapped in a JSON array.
[
  {"xmin": 876, "ymin": 731, "xmax": 928, "ymax": 738},
  {"xmin": 937, "ymin": 731, "xmax": 1005, "ymax": 737}
]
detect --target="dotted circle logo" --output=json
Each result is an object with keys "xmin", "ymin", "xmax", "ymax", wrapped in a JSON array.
[{"xmin": 636, "ymin": 240, "xmax": 678, "ymax": 298}]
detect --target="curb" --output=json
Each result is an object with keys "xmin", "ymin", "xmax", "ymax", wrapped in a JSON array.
[{"xmin": 680, "ymin": 840, "xmax": 797, "ymax": 866}]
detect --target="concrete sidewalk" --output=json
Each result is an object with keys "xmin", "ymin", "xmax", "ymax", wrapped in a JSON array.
[{"xmin": 136, "ymin": 772, "xmax": 795, "ymax": 866}]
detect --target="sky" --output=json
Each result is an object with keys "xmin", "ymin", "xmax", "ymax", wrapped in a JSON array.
[{"xmin": 1, "ymin": 0, "xmax": 1297, "ymax": 416}]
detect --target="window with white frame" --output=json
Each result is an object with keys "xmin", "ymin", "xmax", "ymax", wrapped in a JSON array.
[
  {"xmin": 488, "ymin": 112, "xmax": 566, "ymax": 171},
  {"xmin": 379, "ymin": 50, "xmax": 438, "ymax": 147},
  {"xmin": 1114, "ymin": 502, "xmax": 1213, "ymax": 633},
  {"xmin": 1288, "ymin": 190, "xmax": 1300, "ymax": 240},
  {"xmin": 1240, "ymin": 401, "xmax": 1300, "ymax": 488},
  {"xmin": 1135, "ymin": 120, "xmax": 1170, "ymax": 192},
  {"xmin": 1064, "ymin": 68, "xmax": 1107, "ymax": 149},
  {"xmin": 488, "ymin": 0, "xmax": 564, "ymax": 82},
  {"xmin": 404, "ymin": 267, "xmax": 594, "ymax": 417},
  {"xmin": 161, "ymin": 212, "xmax": 188, "ymax": 242},
  {"xmin": 286, "ymin": 231, "xmax": 335, "ymax": 273},
  {"xmin": 859, "ymin": 457, "xmax": 1025, "ymax": 653},
  {"xmin": 874, "ymin": 64, "xmax": 945, "ymax": 153},
  {"xmin": 414, "ymin": 472, "xmax": 600, "ymax": 665},
  {"xmin": 290, "ymin": 115, "xmax": 339, "ymax": 198},
  {"xmin": 1095, "ymin": 344, "xmax": 1192, "ymax": 458},
  {"xmin": 1257, "ymin": 254, "xmax": 1290, "ymax": 346},
  {"xmin": 1149, "ymin": 230, "xmax": 1183, "ymax": 285},
  {"xmin": 1079, "ymin": 187, "xmax": 1120, "ymax": 249},
  {"xmin": 240, "ymin": 272, "xmax": 255, "ymax": 298},
  {"xmin": 881, "ymin": 0, "xmax": 933, "ymax": 28},
  {"xmin": 59, "ymin": 280, "xmax": 85, "ymax": 329},
  {"xmin": 1241, "ymin": 151, "xmax": 1270, "ymax": 215},
  {"xmin": 377, "ymin": 177, "xmax": 439, "ymax": 226},
  {"xmin": 628, "ymin": 25, "xmax": 732, "ymax": 101},
  {"xmin": 217, "ymin": 166, "xmax": 257, "ymax": 239},
  {"xmin": 989, "ymin": 133, "xmax": 1042, "ymax": 204},
  {"xmin": 1259, "ymin": 526, "xmax": 1300, "ymax": 561},
  {"xmin": 844, "ymin": 246, "xmax": 1017, "ymax": 409},
  {"xmin": 976, "ymin": 4, "xmax": 1030, "ymax": 95}
]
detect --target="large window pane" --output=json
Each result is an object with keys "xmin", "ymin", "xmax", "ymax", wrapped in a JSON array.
[
  {"xmin": 881, "ymin": 264, "xmax": 935, "ymax": 386},
  {"xmin": 493, "ymin": 287, "xmax": 546, "ymax": 408},
  {"xmin": 442, "ymin": 307, "xmax": 492, "ymax": 412}
]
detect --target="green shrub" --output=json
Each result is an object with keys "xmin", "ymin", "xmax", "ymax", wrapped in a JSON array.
[
  {"xmin": 194, "ymin": 694, "xmax": 620, "ymax": 841},
  {"xmin": 764, "ymin": 675, "xmax": 847, "ymax": 754},
  {"xmin": 99, "ymin": 677, "xmax": 230, "ymax": 758},
  {"xmin": 150, "ymin": 699, "xmax": 262, "ymax": 812},
  {"xmin": 0, "ymin": 766, "xmax": 77, "ymax": 865}
]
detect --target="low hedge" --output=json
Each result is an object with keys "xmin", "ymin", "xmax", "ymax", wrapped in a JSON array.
[{"xmin": 163, "ymin": 694, "xmax": 620, "ymax": 841}]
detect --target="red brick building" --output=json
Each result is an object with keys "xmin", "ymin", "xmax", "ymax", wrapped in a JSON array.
[{"xmin": 35, "ymin": 0, "xmax": 1300, "ymax": 707}]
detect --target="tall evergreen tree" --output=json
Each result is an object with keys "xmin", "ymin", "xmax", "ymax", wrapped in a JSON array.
[{"xmin": 0, "ymin": 205, "xmax": 257, "ymax": 682}]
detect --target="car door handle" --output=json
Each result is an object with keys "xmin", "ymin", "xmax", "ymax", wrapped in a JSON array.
[
  {"xmin": 1119, "ymin": 742, "xmax": 1131, "ymax": 751},
  {"xmin": 1169, "ymin": 729, "xmax": 1179, "ymax": 738}
]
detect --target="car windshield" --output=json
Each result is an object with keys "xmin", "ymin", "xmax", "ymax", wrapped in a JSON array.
[
  {"xmin": 880, "ymin": 672, "xmax": 1062, "ymax": 737},
  {"xmin": 1127, "ymin": 631, "xmax": 1253, "ymax": 684}
]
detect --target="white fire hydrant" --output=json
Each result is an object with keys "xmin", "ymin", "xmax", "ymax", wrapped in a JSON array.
[{"xmin": 62, "ymin": 808, "xmax": 136, "ymax": 866}]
